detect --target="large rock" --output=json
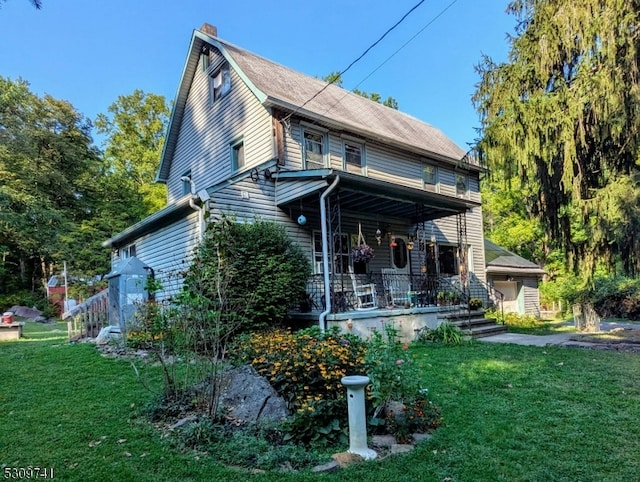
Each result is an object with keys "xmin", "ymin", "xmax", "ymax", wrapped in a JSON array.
[{"xmin": 219, "ymin": 366, "xmax": 289, "ymax": 423}]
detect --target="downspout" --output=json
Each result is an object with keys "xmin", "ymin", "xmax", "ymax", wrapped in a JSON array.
[
  {"xmin": 181, "ymin": 176, "xmax": 205, "ymax": 242},
  {"xmin": 189, "ymin": 196, "xmax": 205, "ymax": 242},
  {"xmin": 319, "ymin": 175, "xmax": 340, "ymax": 333}
]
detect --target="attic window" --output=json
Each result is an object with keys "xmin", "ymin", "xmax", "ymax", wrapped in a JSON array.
[{"xmin": 210, "ymin": 64, "xmax": 231, "ymax": 102}]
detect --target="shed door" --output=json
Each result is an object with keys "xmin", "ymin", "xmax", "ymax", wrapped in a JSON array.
[{"xmin": 493, "ymin": 280, "xmax": 520, "ymax": 313}]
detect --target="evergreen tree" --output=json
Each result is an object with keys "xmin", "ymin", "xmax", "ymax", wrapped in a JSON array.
[{"xmin": 474, "ymin": 1, "xmax": 640, "ymax": 280}]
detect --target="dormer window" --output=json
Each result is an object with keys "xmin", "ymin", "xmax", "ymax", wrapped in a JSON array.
[{"xmin": 209, "ymin": 64, "xmax": 231, "ymax": 103}]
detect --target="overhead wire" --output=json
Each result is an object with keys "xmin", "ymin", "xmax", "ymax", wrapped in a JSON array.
[
  {"xmin": 318, "ymin": 0, "xmax": 459, "ymax": 119},
  {"xmin": 280, "ymin": 0, "xmax": 427, "ymax": 124}
]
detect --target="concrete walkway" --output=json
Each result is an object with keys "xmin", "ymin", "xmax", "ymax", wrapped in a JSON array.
[{"xmin": 478, "ymin": 321, "xmax": 640, "ymax": 347}]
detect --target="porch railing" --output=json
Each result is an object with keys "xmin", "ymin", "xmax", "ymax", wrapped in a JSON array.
[
  {"xmin": 63, "ymin": 289, "xmax": 109, "ymax": 340},
  {"xmin": 293, "ymin": 272, "xmax": 498, "ymax": 314}
]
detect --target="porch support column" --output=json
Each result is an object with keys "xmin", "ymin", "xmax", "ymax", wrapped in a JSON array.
[{"xmin": 319, "ymin": 175, "xmax": 340, "ymax": 333}]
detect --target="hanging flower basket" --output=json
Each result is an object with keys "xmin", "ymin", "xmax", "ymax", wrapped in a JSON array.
[{"xmin": 352, "ymin": 243, "xmax": 375, "ymax": 263}]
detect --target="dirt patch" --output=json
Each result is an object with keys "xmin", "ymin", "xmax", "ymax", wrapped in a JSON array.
[
  {"xmin": 573, "ymin": 327, "xmax": 640, "ymax": 344},
  {"xmin": 569, "ymin": 327, "xmax": 640, "ymax": 352}
]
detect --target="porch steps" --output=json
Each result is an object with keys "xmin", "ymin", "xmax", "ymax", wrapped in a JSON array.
[{"xmin": 439, "ymin": 310, "xmax": 508, "ymax": 339}]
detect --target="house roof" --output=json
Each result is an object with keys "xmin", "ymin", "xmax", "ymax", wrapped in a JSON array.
[
  {"xmin": 484, "ymin": 239, "xmax": 545, "ymax": 276},
  {"xmin": 102, "ymin": 197, "xmax": 194, "ymax": 249},
  {"xmin": 157, "ymin": 26, "xmax": 471, "ymax": 182},
  {"xmin": 275, "ymin": 169, "xmax": 479, "ymax": 223}
]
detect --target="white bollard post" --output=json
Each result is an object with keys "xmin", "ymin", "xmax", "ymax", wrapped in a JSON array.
[{"xmin": 341, "ymin": 375, "xmax": 377, "ymax": 460}]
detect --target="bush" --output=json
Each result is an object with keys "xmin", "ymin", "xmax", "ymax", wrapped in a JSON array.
[
  {"xmin": 484, "ymin": 310, "xmax": 544, "ymax": 329},
  {"xmin": 185, "ymin": 215, "xmax": 312, "ymax": 332},
  {"xmin": 232, "ymin": 327, "xmax": 367, "ymax": 445},
  {"xmin": 232, "ymin": 325, "xmax": 442, "ymax": 445},
  {"xmin": 0, "ymin": 290, "xmax": 57, "ymax": 318},
  {"xmin": 416, "ymin": 322, "xmax": 463, "ymax": 345}
]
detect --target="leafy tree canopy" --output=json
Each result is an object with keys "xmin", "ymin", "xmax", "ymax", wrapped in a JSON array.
[
  {"xmin": 95, "ymin": 90, "xmax": 170, "ymax": 221},
  {"xmin": 323, "ymin": 71, "xmax": 399, "ymax": 109},
  {"xmin": 0, "ymin": 76, "xmax": 101, "ymax": 290},
  {"xmin": 474, "ymin": 0, "xmax": 640, "ymax": 281}
]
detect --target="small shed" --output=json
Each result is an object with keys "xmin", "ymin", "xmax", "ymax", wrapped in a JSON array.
[
  {"xmin": 484, "ymin": 239, "xmax": 545, "ymax": 317},
  {"xmin": 105, "ymin": 257, "xmax": 151, "ymax": 331}
]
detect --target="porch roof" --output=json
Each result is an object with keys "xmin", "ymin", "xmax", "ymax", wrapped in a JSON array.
[{"xmin": 275, "ymin": 169, "xmax": 479, "ymax": 223}]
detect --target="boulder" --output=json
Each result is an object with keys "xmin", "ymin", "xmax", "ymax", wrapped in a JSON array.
[{"xmin": 219, "ymin": 366, "xmax": 289, "ymax": 423}]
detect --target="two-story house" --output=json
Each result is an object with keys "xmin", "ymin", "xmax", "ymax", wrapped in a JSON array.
[{"xmin": 103, "ymin": 23, "xmax": 497, "ymax": 339}]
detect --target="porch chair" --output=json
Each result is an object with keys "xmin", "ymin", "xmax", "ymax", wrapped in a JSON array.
[
  {"xmin": 348, "ymin": 267, "xmax": 377, "ymax": 310},
  {"xmin": 381, "ymin": 268, "xmax": 409, "ymax": 307}
]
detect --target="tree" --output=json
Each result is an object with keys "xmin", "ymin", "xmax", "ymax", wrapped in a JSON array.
[
  {"xmin": 0, "ymin": 77, "xmax": 101, "ymax": 291},
  {"xmin": 0, "ymin": 0, "xmax": 42, "ymax": 9},
  {"xmin": 323, "ymin": 72, "xmax": 399, "ymax": 109},
  {"xmin": 474, "ymin": 1, "xmax": 640, "ymax": 280},
  {"xmin": 185, "ymin": 215, "xmax": 311, "ymax": 332},
  {"xmin": 95, "ymin": 90, "xmax": 170, "ymax": 222}
]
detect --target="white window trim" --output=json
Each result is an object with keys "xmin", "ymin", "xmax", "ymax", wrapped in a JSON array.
[
  {"xmin": 423, "ymin": 164, "xmax": 439, "ymax": 192},
  {"xmin": 343, "ymin": 140, "xmax": 366, "ymax": 174},
  {"xmin": 302, "ymin": 129, "xmax": 327, "ymax": 170}
]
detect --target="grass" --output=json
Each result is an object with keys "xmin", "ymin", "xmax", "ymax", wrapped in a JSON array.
[{"xmin": 1, "ymin": 322, "xmax": 640, "ymax": 481}]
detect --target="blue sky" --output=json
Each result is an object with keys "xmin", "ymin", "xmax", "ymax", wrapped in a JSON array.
[{"xmin": 0, "ymin": 0, "xmax": 515, "ymax": 151}]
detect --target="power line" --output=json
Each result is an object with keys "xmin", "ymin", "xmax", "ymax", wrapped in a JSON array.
[
  {"xmin": 319, "ymin": 0, "xmax": 459, "ymax": 118},
  {"xmin": 281, "ymin": 0, "xmax": 427, "ymax": 124}
]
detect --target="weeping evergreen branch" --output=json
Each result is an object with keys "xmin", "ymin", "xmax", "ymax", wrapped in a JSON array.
[{"xmin": 474, "ymin": 0, "xmax": 640, "ymax": 280}]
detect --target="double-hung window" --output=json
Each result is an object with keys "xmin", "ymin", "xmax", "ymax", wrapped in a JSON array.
[
  {"xmin": 343, "ymin": 141, "xmax": 364, "ymax": 174},
  {"xmin": 209, "ymin": 64, "xmax": 231, "ymax": 103},
  {"xmin": 423, "ymin": 164, "xmax": 438, "ymax": 192},
  {"xmin": 455, "ymin": 174, "xmax": 469, "ymax": 198},
  {"xmin": 312, "ymin": 231, "xmax": 351, "ymax": 274},
  {"xmin": 303, "ymin": 131, "xmax": 325, "ymax": 170}
]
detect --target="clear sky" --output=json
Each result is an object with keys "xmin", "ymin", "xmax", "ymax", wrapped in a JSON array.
[{"xmin": 0, "ymin": 0, "xmax": 515, "ymax": 151}]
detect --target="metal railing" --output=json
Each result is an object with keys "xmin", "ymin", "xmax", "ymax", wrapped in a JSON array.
[{"xmin": 293, "ymin": 272, "xmax": 501, "ymax": 314}]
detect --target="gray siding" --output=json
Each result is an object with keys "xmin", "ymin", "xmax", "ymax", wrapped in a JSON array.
[
  {"xmin": 118, "ymin": 211, "xmax": 200, "ymax": 301},
  {"xmin": 523, "ymin": 278, "xmax": 541, "ymax": 317},
  {"xmin": 167, "ymin": 48, "xmax": 274, "ymax": 204}
]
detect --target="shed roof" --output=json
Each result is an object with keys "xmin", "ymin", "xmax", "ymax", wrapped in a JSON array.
[{"xmin": 484, "ymin": 239, "xmax": 545, "ymax": 276}]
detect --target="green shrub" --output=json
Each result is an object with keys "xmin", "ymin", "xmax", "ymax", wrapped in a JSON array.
[
  {"xmin": 469, "ymin": 298, "xmax": 483, "ymax": 310},
  {"xmin": 0, "ymin": 290, "xmax": 57, "ymax": 318},
  {"xmin": 185, "ymin": 214, "xmax": 312, "ymax": 332},
  {"xmin": 364, "ymin": 323, "xmax": 442, "ymax": 441},
  {"xmin": 417, "ymin": 322, "xmax": 463, "ymax": 344},
  {"xmin": 232, "ymin": 327, "xmax": 367, "ymax": 445},
  {"xmin": 233, "ymin": 325, "xmax": 441, "ymax": 445},
  {"xmin": 484, "ymin": 310, "xmax": 544, "ymax": 329}
]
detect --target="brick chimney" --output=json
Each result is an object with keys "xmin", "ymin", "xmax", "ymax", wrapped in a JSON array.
[{"xmin": 200, "ymin": 23, "xmax": 218, "ymax": 37}]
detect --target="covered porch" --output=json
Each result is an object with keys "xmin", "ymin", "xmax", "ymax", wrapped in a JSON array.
[{"xmin": 275, "ymin": 169, "xmax": 489, "ymax": 336}]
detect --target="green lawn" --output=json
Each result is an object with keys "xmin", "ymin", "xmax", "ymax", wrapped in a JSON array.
[{"xmin": 1, "ymin": 321, "xmax": 639, "ymax": 481}]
